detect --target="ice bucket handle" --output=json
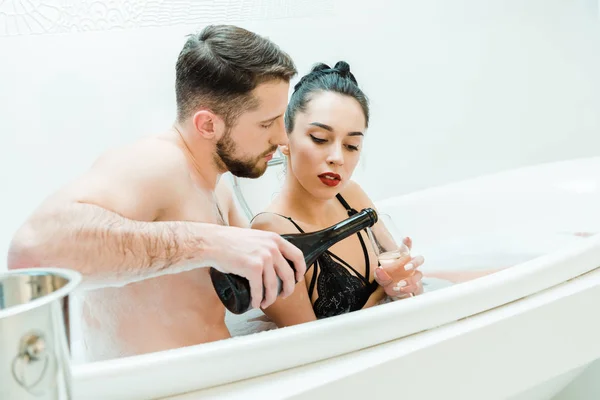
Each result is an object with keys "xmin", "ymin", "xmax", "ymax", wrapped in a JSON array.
[{"xmin": 12, "ymin": 330, "xmax": 53, "ymax": 396}]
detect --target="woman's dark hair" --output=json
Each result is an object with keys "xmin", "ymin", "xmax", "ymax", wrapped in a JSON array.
[{"xmin": 284, "ymin": 61, "xmax": 369, "ymax": 133}]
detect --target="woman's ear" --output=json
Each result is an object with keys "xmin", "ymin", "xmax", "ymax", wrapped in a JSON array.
[{"xmin": 280, "ymin": 144, "xmax": 290, "ymax": 156}]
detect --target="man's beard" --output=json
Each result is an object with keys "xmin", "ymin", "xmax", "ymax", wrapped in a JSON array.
[{"xmin": 215, "ymin": 128, "xmax": 277, "ymax": 179}]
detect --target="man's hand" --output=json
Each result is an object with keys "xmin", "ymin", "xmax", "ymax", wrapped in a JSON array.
[{"xmin": 207, "ymin": 225, "xmax": 307, "ymax": 309}]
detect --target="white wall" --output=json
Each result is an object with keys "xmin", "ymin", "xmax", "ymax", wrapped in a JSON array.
[{"xmin": 1, "ymin": 0, "xmax": 600, "ymax": 263}]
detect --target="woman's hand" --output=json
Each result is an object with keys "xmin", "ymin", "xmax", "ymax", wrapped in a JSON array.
[{"xmin": 374, "ymin": 237, "xmax": 425, "ymax": 299}]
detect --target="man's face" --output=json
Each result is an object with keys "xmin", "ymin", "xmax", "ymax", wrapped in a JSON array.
[{"xmin": 214, "ymin": 80, "xmax": 290, "ymax": 179}]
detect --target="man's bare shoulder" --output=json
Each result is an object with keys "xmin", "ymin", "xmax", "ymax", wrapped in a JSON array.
[
  {"xmin": 93, "ymin": 136, "xmax": 188, "ymax": 177},
  {"xmin": 50, "ymin": 135, "xmax": 191, "ymax": 221}
]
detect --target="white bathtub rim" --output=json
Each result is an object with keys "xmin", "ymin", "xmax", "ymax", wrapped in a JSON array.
[
  {"xmin": 71, "ymin": 233, "xmax": 600, "ymax": 399},
  {"xmin": 186, "ymin": 267, "xmax": 600, "ymax": 400}
]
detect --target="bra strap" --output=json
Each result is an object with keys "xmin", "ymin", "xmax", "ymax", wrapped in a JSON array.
[
  {"xmin": 251, "ymin": 211, "xmax": 305, "ymax": 233},
  {"xmin": 336, "ymin": 193, "xmax": 357, "ymax": 216}
]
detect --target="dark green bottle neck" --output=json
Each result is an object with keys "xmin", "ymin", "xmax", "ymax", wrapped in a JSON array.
[{"xmin": 281, "ymin": 208, "xmax": 378, "ymax": 265}]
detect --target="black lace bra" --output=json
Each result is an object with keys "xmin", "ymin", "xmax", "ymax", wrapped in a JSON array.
[{"xmin": 255, "ymin": 194, "xmax": 379, "ymax": 319}]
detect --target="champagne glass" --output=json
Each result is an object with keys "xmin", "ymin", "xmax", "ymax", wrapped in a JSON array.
[
  {"xmin": 366, "ymin": 212, "xmax": 416, "ymax": 297},
  {"xmin": 367, "ymin": 213, "xmax": 411, "ymax": 265}
]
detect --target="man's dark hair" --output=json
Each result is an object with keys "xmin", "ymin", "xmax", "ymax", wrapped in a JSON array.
[{"xmin": 175, "ymin": 25, "xmax": 297, "ymax": 126}]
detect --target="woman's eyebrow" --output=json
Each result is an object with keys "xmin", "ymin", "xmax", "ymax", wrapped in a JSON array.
[
  {"xmin": 309, "ymin": 122, "xmax": 363, "ymax": 136},
  {"xmin": 309, "ymin": 122, "xmax": 333, "ymax": 131}
]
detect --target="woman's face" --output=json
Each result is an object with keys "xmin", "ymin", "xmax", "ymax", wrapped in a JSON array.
[{"xmin": 286, "ymin": 91, "xmax": 367, "ymax": 200}]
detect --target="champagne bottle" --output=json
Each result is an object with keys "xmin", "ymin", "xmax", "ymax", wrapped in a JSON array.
[{"xmin": 210, "ymin": 208, "xmax": 379, "ymax": 314}]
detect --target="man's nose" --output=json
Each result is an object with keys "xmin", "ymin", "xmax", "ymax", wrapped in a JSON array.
[{"xmin": 271, "ymin": 119, "xmax": 287, "ymax": 146}]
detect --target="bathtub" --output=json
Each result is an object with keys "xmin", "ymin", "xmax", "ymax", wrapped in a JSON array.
[{"xmin": 69, "ymin": 157, "xmax": 600, "ymax": 400}]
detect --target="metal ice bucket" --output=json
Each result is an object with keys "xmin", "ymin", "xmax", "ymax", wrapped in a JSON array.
[{"xmin": 0, "ymin": 268, "xmax": 81, "ymax": 399}]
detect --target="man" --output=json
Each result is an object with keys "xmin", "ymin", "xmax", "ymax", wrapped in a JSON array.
[{"xmin": 7, "ymin": 25, "xmax": 306, "ymax": 361}]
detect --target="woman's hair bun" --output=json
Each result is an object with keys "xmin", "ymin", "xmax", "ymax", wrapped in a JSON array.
[
  {"xmin": 293, "ymin": 61, "xmax": 358, "ymax": 93},
  {"xmin": 334, "ymin": 61, "xmax": 357, "ymax": 84},
  {"xmin": 310, "ymin": 63, "xmax": 331, "ymax": 73},
  {"xmin": 334, "ymin": 61, "xmax": 351, "ymax": 75}
]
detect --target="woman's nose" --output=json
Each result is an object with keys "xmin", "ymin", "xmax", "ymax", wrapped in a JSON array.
[{"xmin": 326, "ymin": 146, "xmax": 344, "ymax": 165}]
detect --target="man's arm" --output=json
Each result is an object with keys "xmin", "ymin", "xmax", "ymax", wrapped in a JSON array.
[
  {"xmin": 8, "ymin": 201, "xmax": 216, "ymax": 286},
  {"xmin": 7, "ymin": 139, "xmax": 213, "ymax": 286},
  {"xmin": 8, "ymin": 139, "xmax": 307, "ymax": 308}
]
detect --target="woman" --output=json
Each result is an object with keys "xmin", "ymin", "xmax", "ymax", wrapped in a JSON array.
[{"xmin": 250, "ymin": 61, "xmax": 488, "ymax": 327}]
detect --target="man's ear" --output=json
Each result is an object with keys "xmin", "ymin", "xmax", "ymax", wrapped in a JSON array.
[{"xmin": 192, "ymin": 110, "xmax": 221, "ymax": 140}]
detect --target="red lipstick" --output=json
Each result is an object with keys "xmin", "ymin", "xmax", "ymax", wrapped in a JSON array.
[{"xmin": 318, "ymin": 172, "xmax": 341, "ymax": 187}]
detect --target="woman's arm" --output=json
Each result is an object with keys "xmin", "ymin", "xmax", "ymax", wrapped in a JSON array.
[
  {"xmin": 341, "ymin": 181, "xmax": 424, "ymax": 297},
  {"xmin": 251, "ymin": 213, "xmax": 318, "ymax": 327}
]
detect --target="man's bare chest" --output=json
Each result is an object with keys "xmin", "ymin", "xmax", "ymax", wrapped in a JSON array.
[{"xmin": 158, "ymin": 185, "xmax": 228, "ymax": 226}]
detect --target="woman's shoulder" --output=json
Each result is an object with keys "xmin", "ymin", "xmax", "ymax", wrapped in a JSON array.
[
  {"xmin": 339, "ymin": 180, "xmax": 376, "ymax": 210},
  {"xmin": 250, "ymin": 210, "xmax": 300, "ymax": 235}
]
